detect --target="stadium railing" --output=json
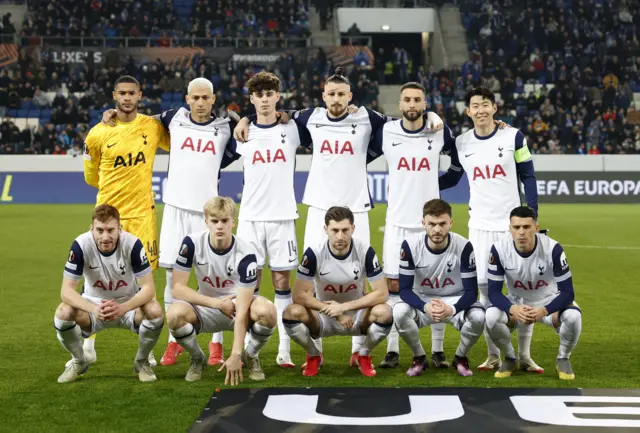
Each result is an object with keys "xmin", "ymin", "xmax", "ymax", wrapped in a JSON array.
[{"xmin": 15, "ymin": 35, "xmax": 311, "ymax": 49}]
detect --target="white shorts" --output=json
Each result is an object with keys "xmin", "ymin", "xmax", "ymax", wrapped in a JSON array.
[
  {"xmin": 236, "ymin": 219, "xmax": 298, "ymax": 271},
  {"xmin": 395, "ymin": 295, "xmax": 484, "ymax": 331},
  {"xmin": 468, "ymin": 228, "xmax": 509, "ymax": 290},
  {"xmin": 386, "ymin": 293, "xmax": 403, "ymax": 308},
  {"xmin": 159, "ymin": 204, "xmax": 207, "ymax": 269},
  {"xmin": 175, "ymin": 295, "xmax": 267, "ymax": 334},
  {"xmin": 383, "ymin": 224, "xmax": 423, "ymax": 278},
  {"xmin": 81, "ymin": 294, "xmax": 138, "ymax": 337},
  {"xmin": 304, "ymin": 206, "xmax": 370, "ymax": 251},
  {"xmin": 317, "ymin": 308, "xmax": 367, "ymax": 338}
]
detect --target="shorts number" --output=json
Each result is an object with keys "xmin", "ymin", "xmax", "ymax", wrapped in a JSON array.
[{"xmin": 147, "ymin": 240, "xmax": 158, "ymax": 257}]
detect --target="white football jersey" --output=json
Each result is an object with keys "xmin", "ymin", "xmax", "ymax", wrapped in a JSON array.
[
  {"xmin": 294, "ymin": 107, "xmax": 387, "ymax": 212},
  {"xmin": 63, "ymin": 230, "xmax": 151, "ymax": 301},
  {"xmin": 456, "ymin": 128, "xmax": 530, "ymax": 231},
  {"xmin": 297, "ymin": 238, "xmax": 383, "ymax": 303},
  {"xmin": 174, "ymin": 232, "xmax": 258, "ymax": 298},
  {"xmin": 376, "ymin": 121, "xmax": 458, "ymax": 228},
  {"xmin": 488, "ymin": 233, "xmax": 571, "ymax": 302},
  {"xmin": 160, "ymin": 108, "xmax": 235, "ymax": 212},
  {"xmin": 399, "ymin": 232, "xmax": 475, "ymax": 298},
  {"xmin": 234, "ymin": 120, "xmax": 302, "ymax": 221}
]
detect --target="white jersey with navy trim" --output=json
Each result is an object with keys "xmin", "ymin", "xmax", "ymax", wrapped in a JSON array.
[
  {"xmin": 63, "ymin": 230, "xmax": 151, "ymax": 301},
  {"xmin": 488, "ymin": 233, "xmax": 571, "ymax": 303},
  {"xmin": 174, "ymin": 232, "xmax": 258, "ymax": 298},
  {"xmin": 293, "ymin": 107, "xmax": 387, "ymax": 212},
  {"xmin": 399, "ymin": 232, "xmax": 475, "ymax": 298},
  {"xmin": 375, "ymin": 120, "xmax": 458, "ymax": 228},
  {"xmin": 456, "ymin": 127, "xmax": 525, "ymax": 231},
  {"xmin": 160, "ymin": 107, "xmax": 235, "ymax": 212},
  {"xmin": 233, "ymin": 120, "xmax": 302, "ymax": 221},
  {"xmin": 296, "ymin": 238, "xmax": 383, "ymax": 303}
]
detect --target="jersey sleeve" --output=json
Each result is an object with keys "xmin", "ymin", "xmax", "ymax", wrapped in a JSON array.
[
  {"xmin": 296, "ymin": 247, "xmax": 317, "ymax": 281},
  {"xmin": 367, "ymin": 125, "xmax": 385, "ymax": 163},
  {"xmin": 514, "ymin": 130, "xmax": 538, "ymax": 215},
  {"xmin": 83, "ymin": 126, "xmax": 102, "ymax": 188},
  {"xmin": 364, "ymin": 246, "xmax": 383, "ymax": 281},
  {"xmin": 159, "ymin": 109, "xmax": 177, "ymax": 131},
  {"xmin": 438, "ymin": 125, "xmax": 464, "ymax": 190},
  {"xmin": 545, "ymin": 243, "xmax": 575, "ymax": 314},
  {"xmin": 154, "ymin": 118, "xmax": 171, "ymax": 152},
  {"xmin": 487, "ymin": 245, "xmax": 512, "ymax": 313},
  {"xmin": 454, "ymin": 241, "xmax": 479, "ymax": 312},
  {"xmin": 237, "ymin": 254, "xmax": 258, "ymax": 288},
  {"xmin": 130, "ymin": 239, "xmax": 152, "ymax": 279},
  {"xmin": 174, "ymin": 236, "xmax": 195, "ymax": 272},
  {"xmin": 398, "ymin": 240, "xmax": 427, "ymax": 312},
  {"xmin": 63, "ymin": 240, "xmax": 85, "ymax": 280},
  {"xmin": 292, "ymin": 108, "xmax": 313, "ymax": 129},
  {"xmin": 221, "ymin": 138, "xmax": 242, "ymax": 168},
  {"xmin": 366, "ymin": 108, "xmax": 388, "ymax": 134}
]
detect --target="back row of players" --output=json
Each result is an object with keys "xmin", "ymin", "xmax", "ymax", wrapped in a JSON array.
[{"xmin": 54, "ymin": 69, "xmax": 582, "ymax": 384}]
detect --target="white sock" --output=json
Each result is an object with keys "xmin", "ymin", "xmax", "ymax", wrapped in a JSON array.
[
  {"xmin": 485, "ymin": 307, "xmax": 515, "ymax": 359},
  {"xmin": 136, "ymin": 317, "xmax": 164, "ymax": 362},
  {"xmin": 386, "ymin": 325, "xmax": 400, "ymax": 353},
  {"xmin": 246, "ymin": 322, "xmax": 276, "ymax": 358},
  {"xmin": 558, "ymin": 309, "xmax": 582, "ymax": 359},
  {"xmin": 55, "ymin": 318, "xmax": 86, "ymax": 362},
  {"xmin": 393, "ymin": 302, "xmax": 426, "ymax": 357},
  {"xmin": 283, "ymin": 319, "xmax": 321, "ymax": 356},
  {"xmin": 164, "ymin": 303, "xmax": 176, "ymax": 344},
  {"xmin": 480, "ymin": 290, "xmax": 500, "ymax": 357},
  {"xmin": 172, "ymin": 323, "xmax": 205, "ymax": 360},
  {"xmin": 314, "ymin": 337, "xmax": 323, "ymax": 354},
  {"xmin": 351, "ymin": 335, "xmax": 365, "ymax": 354},
  {"xmin": 274, "ymin": 289, "xmax": 293, "ymax": 354},
  {"xmin": 359, "ymin": 322, "xmax": 391, "ymax": 356},
  {"xmin": 431, "ymin": 323, "xmax": 445, "ymax": 353},
  {"xmin": 164, "ymin": 270, "xmax": 176, "ymax": 344},
  {"xmin": 82, "ymin": 335, "xmax": 96, "ymax": 351},
  {"xmin": 517, "ymin": 323, "xmax": 533, "ymax": 359},
  {"xmin": 211, "ymin": 332, "xmax": 223, "ymax": 344},
  {"xmin": 455, "ymin": 308, "xmax": 484, "ymax": 357}
]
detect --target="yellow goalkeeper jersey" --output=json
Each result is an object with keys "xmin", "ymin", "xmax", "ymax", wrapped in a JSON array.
[{"xmin": 83, "ymin": 114, "xmax": 170, "ymax": 219}]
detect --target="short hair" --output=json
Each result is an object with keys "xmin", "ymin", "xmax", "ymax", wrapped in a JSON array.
[
  {"xmin": 509, "ymin": 206, "xmax": 537, "ymax": 221},
  {"xmin": 114, "ymin": 75, "xmax": 140, "ymax": 89},
  {"xmin": 324, "ymin": 206, "xmax": 354, "ymax": 226},
  {"xmin": 400, "ymin": 82, "xmax": 426, "ymax": 95},
  {"xmin": 203, "ymin": 196, "xmax": 236, "ymax": 220},
  {"xmin": 188, "ymin": 77, "xmax": 214, "ymax": 94},
  {"xmin": 246, "ymin": 71, "xmax": 281, "ymax": 94},
  {"xmin": 92, "ymin": 204, "xmax": 120, "ymax": 223},
  {"xmin": 326, "ymin": 66, "xmax": 350, "ymax": 86},
  {"xmin": 464, "ymin": 86, "xmax": 496, "ymax": 106},
  {"xmin": 422, "ymin": 199, "xmax": 452, "ymax": 218}
]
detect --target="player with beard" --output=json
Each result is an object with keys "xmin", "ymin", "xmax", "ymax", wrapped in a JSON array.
[
  {"xmin": 234, "ymin": 69, "xmax": 444, "ymax": 367},
  {"xmin": 81, "ymin": 75, "xmax": 169, "ymax": 366}
]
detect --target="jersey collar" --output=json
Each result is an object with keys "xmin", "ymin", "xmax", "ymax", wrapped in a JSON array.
[
  {"xmin": 96, "ymin": 238, "xmax": 119, "ymax": 257},
  {"xmin": 473, "ymin": 124, "xmax": 499, "ymax": 140},
  {"xmin": 424, "ymin": 233, "xmax": 451, "ymax": 255},
  {"xmin": 400, "ymin": 119, "xmax": 426, "ymax": 134},
  {"xmin": 327, "ymin": 240, "xmax": 353, "ymax": 260},
  {"xmin": 252, "ymin": 119, "xmax": 279, "ymax": 129},
  {"xmin": 326, "ymin": 111, "xmax": 349, "ymax": 122},
  {"xmin": 209, "ymin": 235, "xmax": 235, "ymax": 256},
  {"xmin": 189, "ymin": 113, "xmax": 217, "ymax": 126},
  {"xmin": 513, "ymin": 235, "xmax": 538, "ymax": 258}
]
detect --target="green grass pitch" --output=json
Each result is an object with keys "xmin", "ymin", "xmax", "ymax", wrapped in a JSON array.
[{"xmin": 1, "ymin": 203, "xmax": 639, "ymax": 433}]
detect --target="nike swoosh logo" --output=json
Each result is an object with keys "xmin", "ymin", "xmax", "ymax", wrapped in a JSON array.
[
  {"xmin": 315, "ymin": 125, "xmax": 326, "ymax": 128},
  {"xmin": 107, "ymin": 143, "xmax": 116, "ymax": 148},
  {"xmin": 465, "ymin": 153, "xmax": 475, "ymax": 157},
  {"xmin": 288, "ymin": 258, "xmax": 297, "ymax": 263},
  {"xmin": 319, "ymin": 271, "xmax": 330, "ymax": 276},
  {"xmin": 89, "ymin": 265, "xmax": 99, "ymax": 269},
  {"xmin": 392, "ymin": 142, "xmax": 402, "ymax": 146},
  {"xmin": 197, "ymin": 261, "xmax": 208, "ymax": 265},
  {"xmin": 504, "ymin": 267, "xmax": 515, "ymax": 271}
]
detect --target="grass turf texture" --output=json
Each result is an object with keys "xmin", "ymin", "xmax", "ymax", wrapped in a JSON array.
[{"xmin": 1, "ymin": 203, "xmax": 638, "ymax": 433}]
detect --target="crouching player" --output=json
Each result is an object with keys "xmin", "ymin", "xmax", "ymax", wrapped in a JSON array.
[
  {"xmin": 283, "ymin": 206, "xmax": 392, "ymax": 377},
  {"xmin": 166, "ymin": 197, "xmax": 277, "ymax": 385},
  {"xmin": 54, "ymin": 204, "xmax": 163, "ymax": 383},
  {"xmin": 394, "ymin": 199, "xmax": 485, "ymax": 377},
  {"xmin": 486, "ymin": 206, "xmax": 582, "ymax": 380}
]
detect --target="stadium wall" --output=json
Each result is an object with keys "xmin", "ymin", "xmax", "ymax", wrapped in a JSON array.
[{"xmin": 0, "ymin": 155, "xmax": 639, "ymax": 205}]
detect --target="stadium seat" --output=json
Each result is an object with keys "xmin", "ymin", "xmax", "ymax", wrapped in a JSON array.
[{"xmin": 17, "ymin": 109, "xmax": 29, "ymax": 118}]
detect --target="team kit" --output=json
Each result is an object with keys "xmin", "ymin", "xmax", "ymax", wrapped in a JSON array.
[{"xmin": 53, "ymin": 70, "xmax": 582, "ymax": 386}]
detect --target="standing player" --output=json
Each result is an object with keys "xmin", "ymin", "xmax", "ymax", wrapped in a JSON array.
[
  {"xmin": 54, "ymin": 205, "xmax": 163, "ymax": 383},
  {"xmin": 235, "ymin": 68, "xmax": 444, "ymax": 364},
  {"xmin": 283, "ymin": 206, "xmax": 393, "ymax": 377},
  {"xmin": 370, "ymin": 82, "xmax": 463, "ymax": 369},
  {"xmin": 166, "ymin": 197, "xmax": 277, "ymax": 385},
  {"xmin": 451, "ymin": 87, "xmax": 541, "ymax": 372},
  {"xmin": 393, "ymin": 199, "xmax": 484, "ymax": 377},
  {"xmin": 486, "ymin": 206, "xmax": 581, "ymax": 380},
  {"xmin": 226, "ymin": 72, "xmax": 311, "ymax": 368},
  {"xmin": 83, "ymin": 75, "xmax": 170, "ymax": 366}
]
